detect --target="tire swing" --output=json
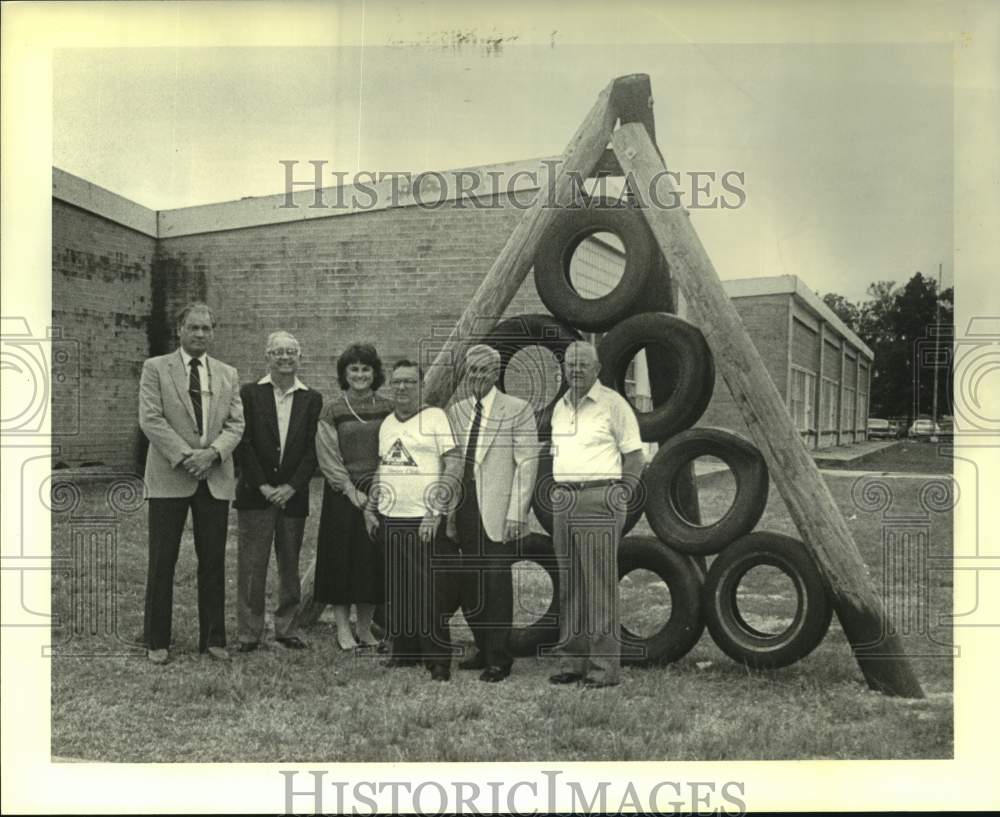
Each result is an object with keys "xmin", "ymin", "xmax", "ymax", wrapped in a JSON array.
[
  {"xmin": 702, "ymin": 531, "xmax": 832, "ymax": 669},
  {"xmin": 618, "ymin": 536, "xmax": 705, "ymax": 666},
  {"xmin": 481, "ymin": 313, "xmax": 581, "ymax": 414},
  {"xmin": 507, "ymin": 533, "xmax": 561, "ymax": 658},
  {"xmin": 532, "ymin": 198, "xmax": 655, "ymax": 332},
  {"xmin": 597, "ymin": 312, "xmax": 715, "ymax": 441},
  {"xmin": 644, "ymin": 428, "xmax": 769, "ymax": 556}
]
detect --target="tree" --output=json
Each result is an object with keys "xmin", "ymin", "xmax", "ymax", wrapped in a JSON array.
[
  {"xmin": 821, "ymin": 292, "xmax": 860, "ymax": 330},
  {"xmin": 823, "ymin": 273, "xmax": 953, "ymax": 422}
]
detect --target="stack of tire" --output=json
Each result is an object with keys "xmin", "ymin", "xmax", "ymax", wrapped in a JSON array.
[{"xmin": 487, "ymin": 198, "xmax": 832, "ymax": 670}]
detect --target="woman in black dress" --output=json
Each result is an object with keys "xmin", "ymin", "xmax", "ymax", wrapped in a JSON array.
[{"xmin": 314, "ymin": 344, "xmax": 393, "ymax": 650}]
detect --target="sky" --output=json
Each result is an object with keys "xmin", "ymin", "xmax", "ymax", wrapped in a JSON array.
[{"xmin": 52, "ymin": 39, "xmax": 954, "ymax": 304}]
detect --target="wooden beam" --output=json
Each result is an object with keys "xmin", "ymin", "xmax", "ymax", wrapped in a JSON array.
[
  {"xmin": 612, "ymin": 122, "xmax": 924, "ymax": 698},
  {"xmin": 421, "ymin": 77, "xmax": 624, "ymax": 407}
]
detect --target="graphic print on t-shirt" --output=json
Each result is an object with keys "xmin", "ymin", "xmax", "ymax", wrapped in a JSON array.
[{"xmin": 382, "ymin": 438, "xmax": 418, "ymax": 467}]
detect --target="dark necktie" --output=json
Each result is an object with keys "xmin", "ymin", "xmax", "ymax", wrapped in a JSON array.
[
  {"xmin": 188, "ymin": 358, "xmax": 204, "ymax": 437},
  {"xmin": 463, "ymin": 399, "xmax": 483, "ymax": 484}
]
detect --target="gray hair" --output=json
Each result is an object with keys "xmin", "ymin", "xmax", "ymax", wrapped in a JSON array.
[
  {"xmin": 564, "ymin": 340, "xmax": 599, "ymax": 363},
  {"xmin": 266, "ymin": 330, "xmax": 300, "ymax": 352},
  {"xmin": 176, "ymin": 301, "xmax": 216, "ymax": 329}
]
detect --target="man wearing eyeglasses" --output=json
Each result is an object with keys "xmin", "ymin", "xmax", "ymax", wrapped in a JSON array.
[
  {"xmin": 364, "ymin": 359, "xmax": 463, "ymax": 681},
  {"xmin": 139, "ymin": 302, "xmax": 245, "ymax": 665},
  {"xmin": 233, "ymin": 332, "xmax": 323, "ymax": 653}
]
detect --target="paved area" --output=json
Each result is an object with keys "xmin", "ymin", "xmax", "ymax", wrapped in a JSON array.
[{"xmin": 812, "ymin": 439, "xmax": 898, "ymax": 465}]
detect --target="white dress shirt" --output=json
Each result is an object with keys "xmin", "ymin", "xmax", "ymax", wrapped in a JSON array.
[
  {"xmin": 551, "ymin": 381, "xmax": 643, "ymax": 481},
  {"xmin": 179, "ymin": 348, "xmax": 211, "ymax": 446},
  {"xmin": 258, "ymin": 374, "xmax": 309, "ymax": 462},
  {"xmin": 457, "ymin": 385, "xmax": 498, "ymax": 460}
]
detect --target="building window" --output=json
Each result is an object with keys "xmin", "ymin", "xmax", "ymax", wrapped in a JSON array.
[
  {"xmin": 822, "ymin": 378, "xmax": 838, "ymax": 431},
  {"xmin": 789, "ymin": 367, "xmax": 816, "ymax": 432},
  {"xmin": 842, "ymin": 386, "xmax": 856, "ymax": 431}
]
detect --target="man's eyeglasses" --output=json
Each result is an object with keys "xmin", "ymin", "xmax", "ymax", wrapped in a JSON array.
[
  {"xmin": 267, "ymin": 348, "xmax": 300, "ymax": 358},
  {"xmin": 391, "ymin": 378, "xmax": 419, "ymax": 386}
]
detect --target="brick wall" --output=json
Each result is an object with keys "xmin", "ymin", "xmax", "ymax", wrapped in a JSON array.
[
  {"xmin": 698, "ymin": 294, "xmax": 790, "ymax": 437},
  {"xmin": 51, "ymin": 199, "xmax": 155, "ymax": 468},
  {"xmin": 154, "ymin": 194, "xmax": 547, "ymax": 406}
]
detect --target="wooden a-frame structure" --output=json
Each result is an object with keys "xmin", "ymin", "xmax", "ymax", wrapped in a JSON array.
[{"xmin": 420, "ymin": 74, "xmax": 924, "ymax": 699}]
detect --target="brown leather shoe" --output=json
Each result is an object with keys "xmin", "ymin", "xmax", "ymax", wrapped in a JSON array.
[
  {"xmin": 205, "ymin": 646, "xmax": 230, "ymax": 661},
  {"xmin": 147, "ymin": 649, "xmax": 169, "ymax": 665}
]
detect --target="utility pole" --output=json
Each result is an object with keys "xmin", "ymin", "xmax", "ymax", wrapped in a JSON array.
[{"xmin": 932, "ymin": 262, "xmax": 942, "ymax": 425}]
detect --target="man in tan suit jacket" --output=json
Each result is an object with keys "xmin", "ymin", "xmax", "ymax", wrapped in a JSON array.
[
  {"xmin": 446, "ymin": 344, "xmax": 539, "ymax": 682},
  {"xmin": 139, "ymin": 302, "xmax": 244, "ymax": 664}
]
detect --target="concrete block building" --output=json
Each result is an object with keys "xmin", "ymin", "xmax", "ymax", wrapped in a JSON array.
[{"xmin": 51, "ymin": 164, "xmax": 871, "ymax": 468}]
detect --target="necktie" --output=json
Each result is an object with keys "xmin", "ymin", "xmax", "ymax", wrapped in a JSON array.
[
  {"xmin": 463, "ymin": 399, "xmax": 483, "ymax": 484},
  {"xmin": 188, "ymin": 358, "xmax": 204, "ymax": 437}
]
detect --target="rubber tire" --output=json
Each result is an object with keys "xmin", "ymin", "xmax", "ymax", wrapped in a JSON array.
[
  {"xmin": 506, "ymin": 534, "xmax": 705, "ymax": 665},
  {"xmin": 530, "ymin": 421, "xmax": 645, "ymax": 538},
  {"xmin": 480, "ymin": 313, "xmax": 581, "ymax": 414},
  {"xmin": 702, "ymin": 531, "xmax": 832, "ymax": 669},
  {"xmin": 597, "ymin": 312, "xmax": 715, "ymax": 441},
  {"xmin": 507, "ymin": 533, "xmax": 561, "ymax": 658},
  {"xmin": 533, "ymin": 198, "xmax": 655, "ymax": 332},
  {"xmin": 619, "ymin": 536, "xmax": 705, "ymax": 666},
  {"xmin": 644, "ymin": 427, "xmax": 769, "ymax": 556}
]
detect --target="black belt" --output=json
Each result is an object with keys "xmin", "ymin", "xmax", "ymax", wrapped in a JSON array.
[{"xmin": 554, "ymin": 479, "xmax": 621, "ymax": 490}]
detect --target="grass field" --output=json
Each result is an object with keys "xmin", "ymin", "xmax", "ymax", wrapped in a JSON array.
[{"xmin": 50, "ymin": 457, "xmax": 954, "ymax": 762}]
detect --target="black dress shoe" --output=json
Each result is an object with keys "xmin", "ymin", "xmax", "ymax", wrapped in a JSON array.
[
  {"xmin": 479, "ymin": 665, "xmax": 510, "ymax": 683},
  {"xmin": 458, "ymin": 654, "xmax": 486, "ymax": 671},
  {"xmin": 582, "ymin": 677, "xmax": 621, "ymax": 690},
  {"xmin": 548, "ymin": 671, "xmax": 584, "ymax": 685},
  {"xmin": 237, "ymin": 642, "xmax": 260, "ymax": 653},
  {"xmin": 276, "ymin": 636, "xmax": 308, "ymax": 650},
  {"xmin": 429, "ymin": 665, "xmax": 451, "ymax": 682}
]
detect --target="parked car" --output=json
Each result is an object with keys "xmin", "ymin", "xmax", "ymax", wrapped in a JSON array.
[
  {"xmin": 866, "ymin": 418, "xmax": 896, "ymax": 440},
  {"xmin": 908, "ymin": 418, "xmax": 941, "ymax": 438}
]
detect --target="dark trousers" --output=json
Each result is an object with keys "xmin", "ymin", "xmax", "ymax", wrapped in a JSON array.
[
  {"xmin": 381, "ymin": 516, "xmax": 457, "ymax": 669},
  {"xmin": 455, "ymin": 480, "xmax": 515, "ymax": 670},
  {"xmin": 144, "ymin": 482, "xmax": 229, "ymax": 651}
]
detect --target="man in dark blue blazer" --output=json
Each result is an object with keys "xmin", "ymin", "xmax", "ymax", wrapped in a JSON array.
[{"xmin": 234, "ymin": 331, "xmax": 322, "ymax": 652}]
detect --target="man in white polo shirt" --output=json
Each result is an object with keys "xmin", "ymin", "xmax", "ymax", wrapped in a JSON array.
[{"xmin": 547, "ymin": 341, "xmax": 645, "ymax": 689}]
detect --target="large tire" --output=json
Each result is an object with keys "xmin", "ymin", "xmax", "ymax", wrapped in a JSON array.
[
  {"xmin": 644, "ymin": 427, "xmax": 769, "ymax": 556},
  {"xmin": 597, "ymin": 312, "xmax": 714, "ymax": 441},
  {"xmin": 702, "ymin": 531, "xmax": 832, "ymax": 669},
  {"xmin": 480, "ymin": 313, "xmax": 581, "ymax": 414},
  {"xmin": 533, "ymin": 199, "xmax": 654, "ymax": 332},
  {"xmin": 619, "ymin": 536, "xmax": 705, "ymax": 666},
  {"xmin": 507, "ymin": 533, "xmax": 561, "ymax": 658},
  {"xmin": 506, "ymin": 534, "xmax": 705, "ymax": 665}
]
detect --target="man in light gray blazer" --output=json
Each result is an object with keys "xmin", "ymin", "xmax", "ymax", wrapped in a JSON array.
[
  {"xmin": 138, "ymin": 302, "xmax": 244, "ymax": 664},
  {"xmin": 446, "ymin": 344, "xmax": 539, "ymax": 682}
]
